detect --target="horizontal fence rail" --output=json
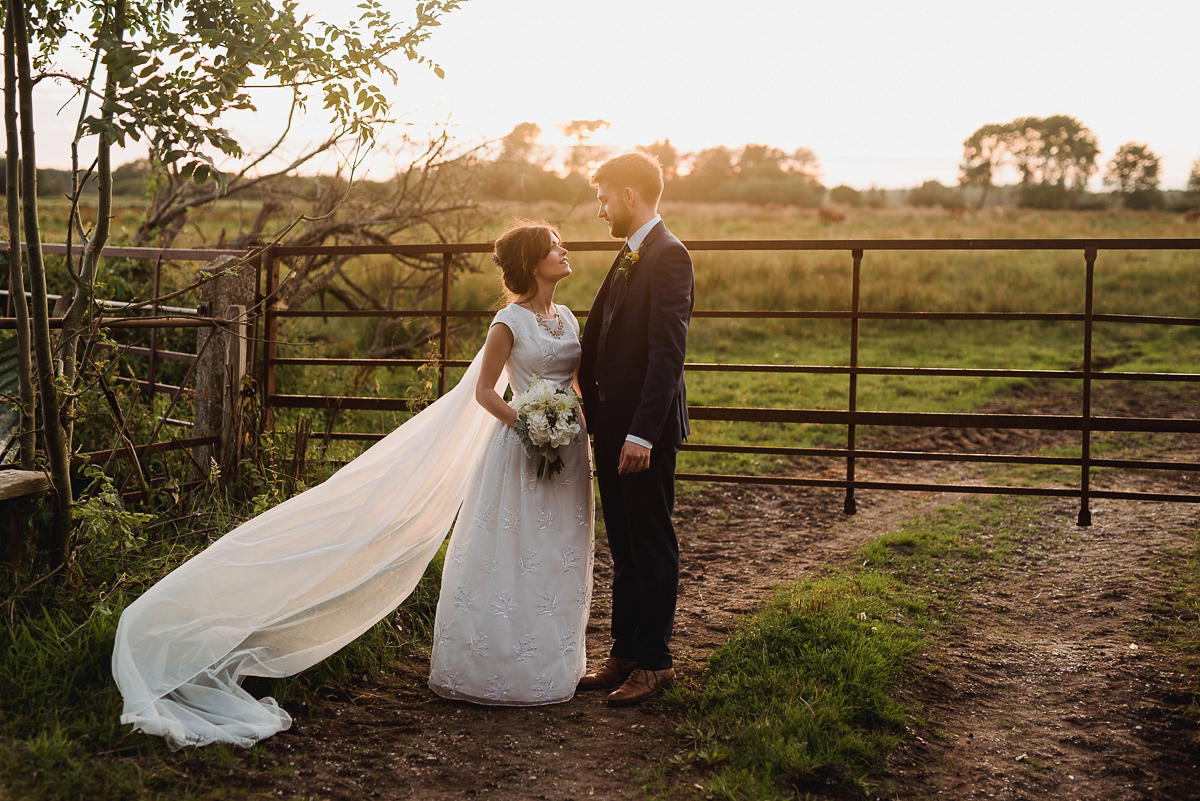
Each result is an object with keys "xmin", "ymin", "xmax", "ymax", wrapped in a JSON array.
[{"xmin": 259, "ymin": 238, "xmax": 1198, "ymax": 523}]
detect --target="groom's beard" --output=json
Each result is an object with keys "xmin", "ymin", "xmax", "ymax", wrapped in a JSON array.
[{"xmin": 607, "ymin": 204, "xmax": 635, "ymax": 239}]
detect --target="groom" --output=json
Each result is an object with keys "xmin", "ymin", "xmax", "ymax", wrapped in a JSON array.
[{"xmin": 577, "ymin": 152, "xmax": 694, "ymax": 707}]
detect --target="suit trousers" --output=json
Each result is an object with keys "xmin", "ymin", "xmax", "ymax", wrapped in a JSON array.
[{"xmin": 592, "ymin": 428, "xmax": 679, "ymax": 671}]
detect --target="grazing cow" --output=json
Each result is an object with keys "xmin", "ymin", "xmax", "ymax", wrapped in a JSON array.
[
  {"xmin": 818, "ymin": 207, "xmax": 847, "ymax": 223},
  {"xmin": 1185, "ymin": 208, "xmax": 1200, "ymax": 223},
  {"xmin": 949, "ymin": 206, "xmax": 965, "ymax": 221}
]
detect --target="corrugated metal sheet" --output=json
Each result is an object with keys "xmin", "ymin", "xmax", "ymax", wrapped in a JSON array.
[{"xmin": 0, "ymin": 335, "xmax": 21, "ymax": 464}]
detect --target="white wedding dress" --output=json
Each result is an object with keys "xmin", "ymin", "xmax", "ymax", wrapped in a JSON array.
[
  {"xmin": 111, "ymin": 303, "xmax": 593, "ymax": 749},
  {"xmin": 429, "ymin": 304, "xmax": 593, "ymax": 704}
]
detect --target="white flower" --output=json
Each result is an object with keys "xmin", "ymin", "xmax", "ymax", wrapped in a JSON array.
[{"xmin": 526, "ymin": 410, "xmax": 551, "ymax": 443}]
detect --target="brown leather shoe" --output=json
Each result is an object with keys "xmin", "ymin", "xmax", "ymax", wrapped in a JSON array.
[
  {"xmin": 606, "ymin": 667, "xmax": 676, "ymax": 707},
  {"xmin": 577, "ymin": 657, "xmax": 637, "ymax": 691}
]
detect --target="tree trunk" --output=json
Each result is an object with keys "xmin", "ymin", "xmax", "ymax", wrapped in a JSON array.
[
  {"xmin": 12, "ymin": 0, "xmax": 72, "ymax": 561},
  {"xmin": 3, "ymin": 6, "xmax": 34, "ymax": 470},
  {"xmin": 61, "ymin": 0, "xmax": 125, "ymax": 434},
  {"xmin": 976, "ymin": 179, "xmax": 991, "ymax": 210}
]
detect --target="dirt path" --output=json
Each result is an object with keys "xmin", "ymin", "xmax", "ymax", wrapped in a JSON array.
[
  {"xmin": 229, "ymin": 484, "xmax": 927, "ymax": 801},
  {"xmin": 887, "ymin": 495, "xmax": 1200, "ymax": 801},
  {"xmin": 205, "ymin": 385, "xmax": 1199, "ymax": 800}
]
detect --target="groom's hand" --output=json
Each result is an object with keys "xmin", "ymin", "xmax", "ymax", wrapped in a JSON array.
[{"xmin": 617, "ymin": 441, "xmax": 651, "ymax": 474}]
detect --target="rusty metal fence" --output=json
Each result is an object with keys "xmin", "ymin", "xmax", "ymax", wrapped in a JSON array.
[{"xmin": 262, "ymin": 238, "xmax": 1200, "ymax": 526}]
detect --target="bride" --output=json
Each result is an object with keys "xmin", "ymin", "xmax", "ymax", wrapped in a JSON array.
[
  {"xmin": 112, "ymin": 221, "xmax": 594, "ymax": 748},
  {"xmin": 428, "ymin": 223, "xmax": 592, "ymax": 703}
]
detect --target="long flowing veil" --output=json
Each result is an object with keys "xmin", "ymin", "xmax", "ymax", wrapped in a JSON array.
[{"xmin": 112, "ymin": 350, "xmax": 506, "ymax": 749}]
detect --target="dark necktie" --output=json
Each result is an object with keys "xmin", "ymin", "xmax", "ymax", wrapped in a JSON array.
[{"xmin": 604, "ymin": 243, "xmax": 629, "ymax": 318}]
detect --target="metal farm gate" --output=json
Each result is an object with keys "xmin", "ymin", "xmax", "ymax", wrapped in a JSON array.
[{"xmin": 259, "ymin": 238, "xmax": 1200, "ymax": 526}]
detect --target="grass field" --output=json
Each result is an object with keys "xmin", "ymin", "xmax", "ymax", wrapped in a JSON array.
[
  {"xmin": 13, "ymin": 199, "xmax": 1199, "ymax": 476},
  {"xmin": 2, "ymin": 201, "xmax": 1198, "ymax": 800}
]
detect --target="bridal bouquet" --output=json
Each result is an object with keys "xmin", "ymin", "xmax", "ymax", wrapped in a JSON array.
[{"xmin": 512, "ymin": 378, "xmax": 583, "ymax": 479}]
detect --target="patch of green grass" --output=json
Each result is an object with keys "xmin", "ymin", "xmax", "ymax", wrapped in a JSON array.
[
  {"xmin": 1147, "ymin": 519, "xmax": 1200, "ymax": 739},
  {"xmin": 668, "ymin": 496, "xmax": 1043, "ymax": 798},
  {"xmin": 0, "ymin": 726, "xmax": 178, "ymax": 801},
  {"xmin": 0, "ymin": 603, "xmax": 199, "ymax": 800},
  {"xmin": 859, "ymin": 498, "xmax": 1030, "ymax": 589},
  {"xmin": 0, "ymin": 606, "xmax": 125, "ymax": 741},
  {"xmin": 669, "ymin": 571, "xmax": 930, "ymax": 799}
]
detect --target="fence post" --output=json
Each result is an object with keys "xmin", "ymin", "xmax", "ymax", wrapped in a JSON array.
[
  {"xmin": 438, "ymin": 251, "xmax": 452, "ymax": 396},
  {"xmin": 220, "ymin": 304, "xmax": 249, "ymax": 474},
  {"xmin": 844, "ymin": 249, "xmax": 863, "ymax": 515},
  {"xmin": 147, "ymin": 254, "xmax": 162, "ymax": 400},
  {"xmin": 194, "ymin": 255, "xmax": 256, "ymax": 480},
  {"xmin": 1078, "ymin": 247, "xmax": 1097, "ymax": 526},
  {"xmin": 261, "ymin": 246, "xmax": 279, "ymax": 430}
]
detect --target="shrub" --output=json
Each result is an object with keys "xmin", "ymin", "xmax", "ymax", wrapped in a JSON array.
[
  {"xmin": 829, "ymin": 185, "xmax": 862, "ymax": 207},
  {"xmin": 712, "ymin": 175, "xmax": 825, "ymax": 207},
  {"xmin": 907, "ymin": 180, "xmax": 959, "ymax": 208},
  {"xmin": 1122, "ymin": 188, "xmax": 1163, "ymax": 210}
]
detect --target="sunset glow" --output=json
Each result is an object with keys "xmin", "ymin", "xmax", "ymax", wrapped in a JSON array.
[{"xmin": 31, "ymin": 0, "xmax": 1200, "ymax": 189}]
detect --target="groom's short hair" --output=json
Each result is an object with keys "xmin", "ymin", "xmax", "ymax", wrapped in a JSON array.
[{"xmin": 592, "ymin": 152, "xmax": 664, "ymax": 207}]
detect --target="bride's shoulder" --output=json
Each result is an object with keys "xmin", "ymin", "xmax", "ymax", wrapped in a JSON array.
[{"xmin": 491, "ymin": 303, "xmax": 523, "ymax": 330}]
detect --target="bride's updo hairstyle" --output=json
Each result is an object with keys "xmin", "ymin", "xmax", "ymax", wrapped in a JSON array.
[{"xmin": 492, "ymin": 219, "xmax": 562, "ymax": 298}]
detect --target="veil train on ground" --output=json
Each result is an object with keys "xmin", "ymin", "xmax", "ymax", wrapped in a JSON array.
[{"xmin": 112, "ymin": 351, "xmax": 504, "ymax": 749}]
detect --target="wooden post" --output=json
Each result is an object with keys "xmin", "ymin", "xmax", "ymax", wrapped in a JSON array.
[
  {"xmin": 194, "ymin": 256, "xmax": 255, "ymax": 481},
  {"xmin": 438, "ymin": 251, "xmax": 452, "ymax": 396},
  {"xmin": 261, "ymin": 246, "xmax": 279, "ymax": 430},
  {"xmin": 1, "ymin": 469, "xmax": 50, "ymax": 564},
  {"xmin": 219, "ymin": 304, "xmax": 249, "ymax": 474},
  {"xmin": 147, "ymin": 254, "xmax": 162, "ymax": 399}
]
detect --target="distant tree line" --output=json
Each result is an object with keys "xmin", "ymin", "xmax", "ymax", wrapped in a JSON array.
[
  {"xmin": 23, "ymin": 116, "xmax": 1200, "ymax": 214},
  {"xmin": 475, "ymin": 122, "xmax": 830, "ymax": 207},
  {"xmin": 957, "ymin": 115, "xmax": 1198, "ymax": 211},
  {"xmin": 476, "ymin": 116, "xmax": 1200, "ymax": 212},
  {"xmin": 0, "ymin": 158, "xmax": 98, "ymax": 197}
]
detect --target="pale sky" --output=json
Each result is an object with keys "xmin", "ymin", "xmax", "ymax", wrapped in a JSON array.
[{"xmin": 31, "ymin": 0, "xmax": 1200, "ymax": 190}]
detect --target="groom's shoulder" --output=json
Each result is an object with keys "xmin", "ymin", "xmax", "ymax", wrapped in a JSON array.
[
  {"xmin": 657, "ymin": 228, "xmax": 691, "ymax": 265},
  {"xmin": 649, "ymin": 224, "xmax": 687, "ymax": 253}
]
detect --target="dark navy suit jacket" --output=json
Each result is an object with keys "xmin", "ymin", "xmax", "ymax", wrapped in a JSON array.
[{"xmin": 579, "ymin": 221, "xmax": 694, "ymax": 449}]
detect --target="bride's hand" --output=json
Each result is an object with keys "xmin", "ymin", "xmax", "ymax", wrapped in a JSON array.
[{"xmin": 476, "ymin": 323, "xmax": 518, "ymax": 426}]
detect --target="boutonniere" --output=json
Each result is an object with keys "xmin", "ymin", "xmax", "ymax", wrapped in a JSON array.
[{"xmin": 616, "ymin": 248, "xmax": 640, "ymax": 284}]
